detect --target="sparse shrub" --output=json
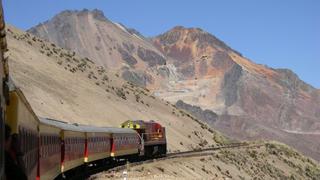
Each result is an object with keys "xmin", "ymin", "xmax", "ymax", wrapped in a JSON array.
[
  {"xmin": 102, "ymin": 75, "xmax": 109, "ymax": 82},
  {"xmin": 135, "ymin": 94, "xmax": 140, "ymax": 102},
  {"xmin": 249, "ymin": 150, "xmax": 258, "ymax": 159},
  {"xmin": 156, "ymin": 167, "xmax": 164, "ymax": 172},
  {"xmin": 115, "ymin": 88, "xmax": 126, "ymax": 100},
  {"xmin": 199, "ymin": 139, "xmax": 208, "ymax": 147},
  {"xmin": 72, "ymin": 57, "xmax": 79, "ymax": 63},
  {"xmin": 217, "ymin": 165, "xmax": 221, "ymax": 171}
]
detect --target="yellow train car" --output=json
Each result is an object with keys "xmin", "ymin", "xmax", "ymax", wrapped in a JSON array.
[
  {"xmin": 38, "ymin": 119, "xmax": 61, "ymax": 180},
  {"xmin": 38, "ymin": 118, "xmax": 85, "ymax": 175},
  {"xmin": 78, "ymin": 125, "xmax": 111, "ymax": 163},
  {"xmin": 108, "ymin": 128, "xmax": 140, "ymax": 158},
  {"xmin": 6, "ymin": 87, "xmax": 39, "ymax": 180}
]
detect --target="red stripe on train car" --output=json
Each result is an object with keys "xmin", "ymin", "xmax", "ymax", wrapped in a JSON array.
[
  {"xmin": 110, "ymin": 137, "xmax": 115, "ymax": 157},
  {"xmin": 60, "ymin": 139, "xmax": 65, "ymax": 172},
  {"xmin": 84, "ymin": 138, "xmax": 88, "ymax": 162},
  {"xmin": 36, "ymin": 135, "xmax": 40, "ymax": 180}
]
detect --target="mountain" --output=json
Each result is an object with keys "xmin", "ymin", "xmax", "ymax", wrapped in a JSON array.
[
  {"xmin": 28, "ymin": 9, "xmax": 171, "ymax": 88},
  {"xmin": 153, "ymin": 26, "xmax": 320, "ymax": 161},
  {"xmin": 7, "ymin": 25, "xmax": 320, "ymax": 180},
  {"xmin": 27, "ymin": 9, "xmax": 320, "ymax": 161}
]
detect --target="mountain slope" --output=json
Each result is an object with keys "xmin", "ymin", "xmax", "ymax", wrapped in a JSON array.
[
  {"xmin": 93, "ymin": 142, "xmax": 320, "ymax": 180},
  {"xmin": 7, "ymin": 25, "xmax": 226, "ymax": 152},
  {"xmin": 27, "ymin": 9, "xmax": 320, "ymax": 161}
]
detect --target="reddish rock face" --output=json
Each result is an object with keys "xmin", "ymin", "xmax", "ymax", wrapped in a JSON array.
[
  {"xmin": 154, "ymin": 26, "xmax": 320, "ymax": 161},
  {"xmin": 28, "ymin": 10, "xmax": 320, "ymax": 161}
]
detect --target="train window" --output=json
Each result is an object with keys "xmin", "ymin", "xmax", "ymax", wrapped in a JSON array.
[{"xmin": 27, "ymin": 132, "xmax": 30, "ymax": 151}]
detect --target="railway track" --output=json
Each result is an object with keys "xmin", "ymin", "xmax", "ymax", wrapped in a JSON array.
[{"xmin": 88, "ymin": 142, "xmax": 264, "ymax": 179}]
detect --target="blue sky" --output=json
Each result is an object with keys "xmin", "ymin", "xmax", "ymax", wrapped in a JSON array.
[{"xmin": 3, "ymin": 0, "xmax": 320, "ymax": 88}]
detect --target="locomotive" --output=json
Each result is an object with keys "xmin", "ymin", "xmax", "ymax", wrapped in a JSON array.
[{"xmin": 121, "ymin": 120, "xmax": 167, "ymax": 157}]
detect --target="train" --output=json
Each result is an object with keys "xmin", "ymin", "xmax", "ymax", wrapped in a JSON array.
[
  {"xmin": 3, "ymin": 85, "xmax": 167, "ymax": 180},
  {"xmin": 0, "ymin": 2, "xmax": 167, "ymax": 179}
]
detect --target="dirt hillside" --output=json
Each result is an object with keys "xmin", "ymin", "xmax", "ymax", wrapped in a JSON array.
[
  {"xmin": 6, "ymin": 25, "xmax": 228, "ymax": 152},
  {"xmin": 92, "ymin": 142, "xmax": 320, "ymax": 180}
]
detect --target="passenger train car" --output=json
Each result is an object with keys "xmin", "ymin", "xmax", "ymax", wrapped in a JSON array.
[{"xmin": 6, "ymin": 88, "xmax": 39, "ymax": 180}]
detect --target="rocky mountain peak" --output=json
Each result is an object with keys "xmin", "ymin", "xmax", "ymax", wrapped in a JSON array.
[
  {"xmin": 56, "ymin": 9, "xmax": 108, "ymax": 20},
  {"xmin": 155, "ymin": 26, "xmax": 237, "ymax": 54}
]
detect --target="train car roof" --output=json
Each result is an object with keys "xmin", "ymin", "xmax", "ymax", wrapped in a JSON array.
[
  {"xmin": 39, "ymin": 117, "xmax": 84, "ymax": 132},
  {"xmin": 77, "ymin": 124, "xmax": 111, "ymax": 133},
  {"xmin": 39, "ymin": 117, "xmax": 137, "ymax": 134},
  {"xmin": 101, "ymin": 127, "xmax": 137, "ymax": 134}
]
